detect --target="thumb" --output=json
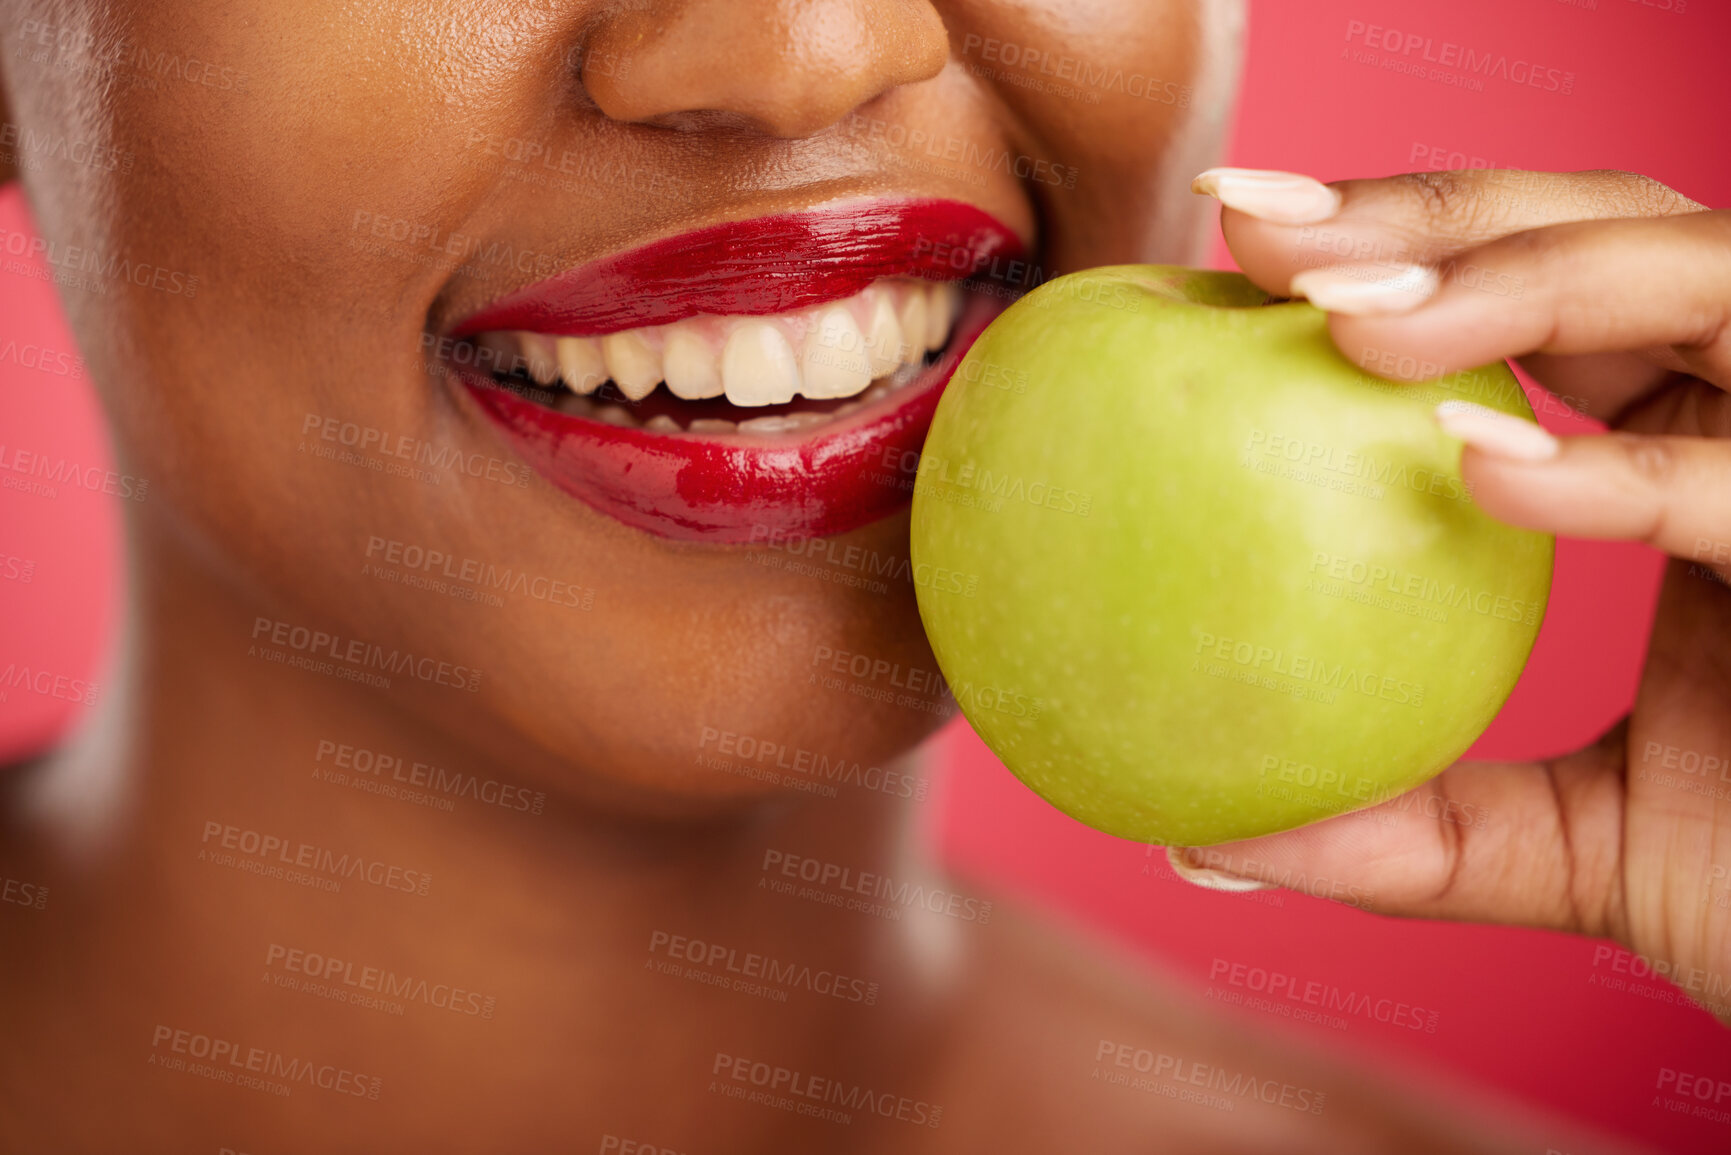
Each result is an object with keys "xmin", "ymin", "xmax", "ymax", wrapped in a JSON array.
[{"xmin": 1166, "ymin": 731, "xmax": 1627, "ymax": 939}]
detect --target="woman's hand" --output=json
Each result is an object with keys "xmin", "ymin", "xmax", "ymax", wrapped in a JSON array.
[{"xmin": 1178, "ymin": 166, "xmax": 1731, "ymax": 1023}]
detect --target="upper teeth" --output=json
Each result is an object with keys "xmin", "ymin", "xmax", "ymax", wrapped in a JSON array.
[{"xmin": 472, "ymin": 278, "xmax": 960, "ymax": 407}]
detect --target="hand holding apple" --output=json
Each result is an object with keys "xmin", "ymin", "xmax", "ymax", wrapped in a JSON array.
[{"xmin": 1172, "ymin": 166, "xmax": 1731, "ymax": 1025}]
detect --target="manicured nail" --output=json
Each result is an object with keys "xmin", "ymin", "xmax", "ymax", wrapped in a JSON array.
[
  {"xmin": 1435, "ymin": 401, "xmax": 1560, "ymax": 462},
  {"xmin": 1190, "ymin": 167, "xmax": 1342, "ymax": 225},
  {"xmin": 1166, "ymin": 847, "xmax": 1274, "ymax": 892},
  {"xmin": 1288, "ymin": 262, "xmax": 1438, "ymax": 316}
]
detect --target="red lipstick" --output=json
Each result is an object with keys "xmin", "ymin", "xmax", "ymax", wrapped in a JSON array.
[
  {"xmin": 445, "ymin": 199, "xmax": 1025, "ymax": 544},
  {"xmin": 452, "ymin": 199, "xmax": 1022, "ymax": 338}
]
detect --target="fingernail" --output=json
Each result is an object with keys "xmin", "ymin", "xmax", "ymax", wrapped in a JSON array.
[
  {"xmin": 1288, "ymin": 262, "xmax": 1439, "ymax": 316},
  {"xmin": 1190, "ymin": 167, "xmax": 1342, "ymax": 225},
  {"xmin": 1166, "ymin": 847, "xmax": 1274, "ymax": 893},
  {"xmin": 1435, "ymin": 401, "xmax": 1560, "ymax": 462}
]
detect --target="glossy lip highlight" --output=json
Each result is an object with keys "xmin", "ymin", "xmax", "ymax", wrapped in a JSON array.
[
  {"xmin": 444, "ymin": 199, "xmax": 1026, "ymax": 543},
  {"xmin": 450, "ymin": 198, "xmax": 1024, "ymax": 338}
]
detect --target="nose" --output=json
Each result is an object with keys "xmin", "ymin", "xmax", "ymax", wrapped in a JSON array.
[{"xmin": 580, "ymin": 0, "xmax": 950, "ymax": 139}]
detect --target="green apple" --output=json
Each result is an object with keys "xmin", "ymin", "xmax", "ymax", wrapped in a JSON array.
[{"xmin": 911, "ymin": 266, "xmax": 1552, "ymax": 846}]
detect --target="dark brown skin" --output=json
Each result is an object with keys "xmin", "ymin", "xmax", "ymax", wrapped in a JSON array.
[{"xmin": 0, "ymin": 2, "xmax": 1633, "ymax": 1151}]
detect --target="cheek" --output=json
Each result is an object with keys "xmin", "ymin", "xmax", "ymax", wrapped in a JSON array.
[
  {"xmin": 940, "ymin": 0, "xmax": 1218, "ymax": 265},
  {"xmin": 943, "ymin": 0, "xmax": 1201, "ymax": 134}
]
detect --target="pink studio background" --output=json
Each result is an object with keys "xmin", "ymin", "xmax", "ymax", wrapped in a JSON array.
[{"xmin": 1, "ymin": 1, "xmax": 1726, "ymax": 1152}]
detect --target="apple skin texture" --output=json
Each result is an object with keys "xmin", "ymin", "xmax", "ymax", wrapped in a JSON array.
[{"xmin": 911, "ymin": 266, "xmax": 1553, "ymax": 846}]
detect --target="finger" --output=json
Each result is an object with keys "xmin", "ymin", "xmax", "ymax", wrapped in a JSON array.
[
  {"xmin": 1167, "ymin": 737, "xmax": 1630, "ymax": 939},
  {"xmin": 1193, "ymin": 166, "xmax": 1703, "ymax": 299},
  {"xmin": 1305, "ymin": 211, "xmax": 1731, "ymax": 417},
  {"xmin": 1510, "ymin": 351, "xmax": 1670, "ymax": 423},
  {"xmin": 1434, "ymin": 402, "xmax": 1731, "ymax": 577}
]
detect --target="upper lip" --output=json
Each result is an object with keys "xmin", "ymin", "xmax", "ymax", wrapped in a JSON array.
[{"xmin": 447, "ymin": 196, "xmax": 1027, "ymax": 339}]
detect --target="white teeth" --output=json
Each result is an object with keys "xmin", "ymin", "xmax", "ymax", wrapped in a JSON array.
[
  {"xmin": 864, "ymin": 293, "xmax": 903, "ymax": 379},
  {"xmin": 662, "ymin": 327, "xmax": 724, "ymax": 400},
  {"xmin": 799, "ymin": 307, "xmax": 872, "ymax": 399},
  {"xmin": 896, "ymin": 291, "xmax": 928, "ymax": 366},
  {"xmin": 722, "ymin": 321, "xmax": 800, "ymax": 406},
  {"xmin": 473, "ymin": 276, "xmax": 964, "ymax": 412},
  {"xmin": 644, "ymin": 414, "xmax": 681, "ymax": 433},
  {"xmin": 689, "ymin": 418, "xmax": 738, "ymax": 434},
  {"xmin": 738, "ymin": 412, "xmax": 829, "ymax": 435},
  {"xmin": 555, "ymin": 336, "xmax": 606, "ymax": 394},
  {"xmin": 925, "ymin": 282, "xmax": 958, "ymax": 350},
  {"xmin": 602, "ymin": 331, "xmax": 663, "ymax": 401},
  {"xmin": 517, "ymin": 333, "xmax": 561, "ymax": 385}
]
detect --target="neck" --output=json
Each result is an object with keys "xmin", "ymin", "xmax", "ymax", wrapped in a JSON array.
[{"xmin": 9, "ymin": 517, "xmax": 957, "ymax": 1147}]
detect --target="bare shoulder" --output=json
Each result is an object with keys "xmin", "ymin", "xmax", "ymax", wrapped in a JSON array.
[
  {"xmin": 905, "ymin": 898, "xmax": 1635, "ymax": 1155},
  {"xmin": 0, "ymin": 755, "xmax": 155, "ymax": 1153},
  {"xmin": 0, "ymin": 757, "xmax": 81, "ymax": 1146},
  {"xmin": 0, "ymin": 755, "xmax": 56, "ymax": 914}
]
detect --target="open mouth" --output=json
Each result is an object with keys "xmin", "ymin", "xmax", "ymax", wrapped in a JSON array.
[
  {"xmin": 442, "ymin": 199, "xmax": 1025, "ymax": 543},
  {"xmin": 463, "ymin": 276, "xmax": 964, "ymax": 436}
]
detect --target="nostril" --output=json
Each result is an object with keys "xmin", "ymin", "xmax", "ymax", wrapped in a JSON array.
[
  {"xmin": 632, "ymin": 109, "xmax": 780, "ymax": 138},
  {"xmin": 578, "ymin": 0, "xmax": 948, "ymax": 140}
]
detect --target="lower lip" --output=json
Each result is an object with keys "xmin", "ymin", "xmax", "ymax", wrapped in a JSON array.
[{"xmin": 453, "ymin": 297, "xmax": 1000, "ymax": 544}]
